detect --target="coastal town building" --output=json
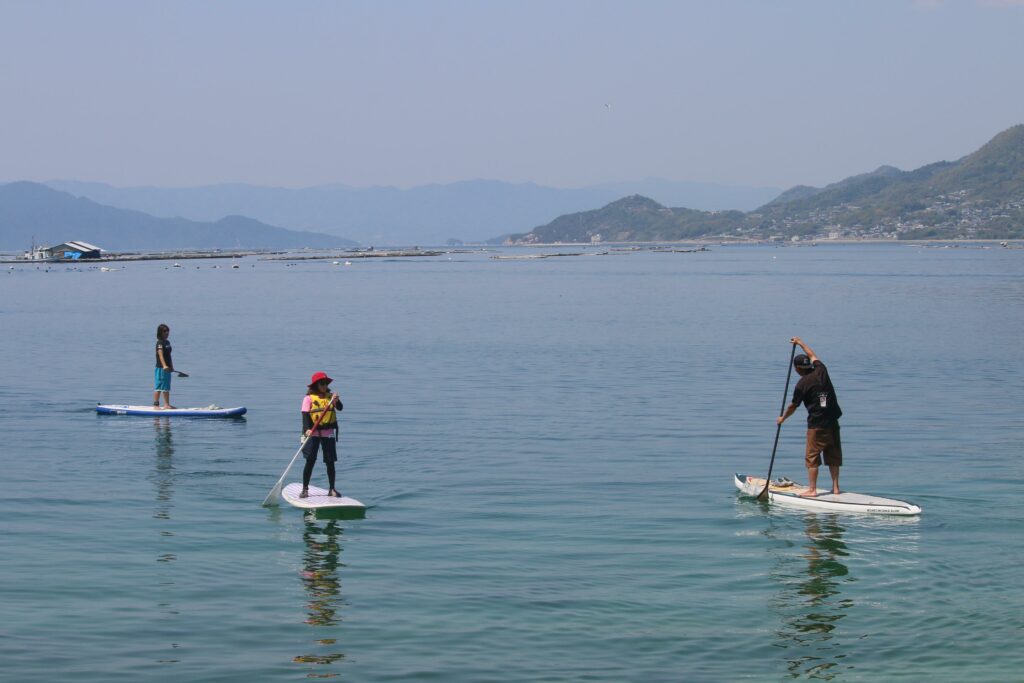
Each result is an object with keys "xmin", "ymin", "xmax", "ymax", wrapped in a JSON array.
[{"xmin": 22, "ymin": 241, "xmax": 103, "ymax": 260}]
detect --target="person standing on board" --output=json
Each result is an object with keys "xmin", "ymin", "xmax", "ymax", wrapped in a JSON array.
[
  {"xmin": 776, "ymin": 337, "xmax": 843, "ymax": 497},
  {"xmin": 153, "ymin": 323, "xmax": 176, "ymax": 409},
  {"xmin": 300, "ymin": 372, "xmax": 343, "ymax": 498}
]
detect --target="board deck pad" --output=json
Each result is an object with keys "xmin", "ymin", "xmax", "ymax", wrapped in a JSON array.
[
  {"xmin": 282, "ymin": 483, "xmax": 365, "ymax": 511},
  {"xmin": 97, "ymin": 404, "xmax": 246, "ymax": 417},
  {"xmin": 735, "ymin": 473, "xmax": 921, "ymax": 515}
]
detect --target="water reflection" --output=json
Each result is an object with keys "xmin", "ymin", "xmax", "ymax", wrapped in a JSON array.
[
  {"xmin": 293, "ymin": 515, "xmax": 347, "ymax": 676},
  {"xmin": 152, "ymin": 418, "xmax": 175, "ymax": 526},
  {"xmin": 151, "ymin": 417, "xmax": 181, "ymax": 664},
  {"xmin": 772, "ymin": 513, "xmax": 854, "ymax": 680}
]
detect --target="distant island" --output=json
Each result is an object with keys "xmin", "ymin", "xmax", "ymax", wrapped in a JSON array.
[
  {"xmin": 508, "ymin": 124, "xmax": 1024, "ymax": 244},
  {"xmin": 41, "ymin": 178, "xmax": 781, "ymax": 247},
  {"xmin": 0, "ymin": 182, "xmax": 356, "ymax": 251}
]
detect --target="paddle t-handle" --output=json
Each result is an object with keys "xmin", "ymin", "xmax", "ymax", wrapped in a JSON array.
[{"xmin": 758, "ymin": 342, "xmax": 797, "ymax": 500}]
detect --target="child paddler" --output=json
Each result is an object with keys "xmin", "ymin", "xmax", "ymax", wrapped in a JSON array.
[
  {"xmin": 153, "ymin": 323, "xmax": 176, "ymax": 409},
  {"xmin": 300, "ymin": 372, "xmax": 343, "ymax": 498}
]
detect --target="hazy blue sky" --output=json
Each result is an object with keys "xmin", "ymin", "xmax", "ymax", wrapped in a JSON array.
[{"xmin": 2, "ymin": 0, "xmax": 1022, "ymax": 190}]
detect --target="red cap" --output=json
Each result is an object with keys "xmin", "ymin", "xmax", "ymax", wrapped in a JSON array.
[{"xmin": 308, "ymin": 371, "xmax": 333, "ymax": 387}]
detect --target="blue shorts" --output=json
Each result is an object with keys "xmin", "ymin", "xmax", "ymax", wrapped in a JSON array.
[{"xmin": 154, "ymin": 367, "xmax": 172, "ymax": 392}]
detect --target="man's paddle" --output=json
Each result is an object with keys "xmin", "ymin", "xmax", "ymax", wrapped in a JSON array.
[
  {"xmin": 175, "ymin": 371, "xmax": 189, "ymax": 378},
  {"xmin": 261, "ymin": 394, "xmax": 337, "ymax": 507},
  {"xmin": 758, "ymin": 342, "xmax": 798, "ymax": 500}
]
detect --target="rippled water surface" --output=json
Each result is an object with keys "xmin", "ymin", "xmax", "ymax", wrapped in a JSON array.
[{"xmin": 2, "ymin": 244, "xmax": 1022, "ymax": 681}]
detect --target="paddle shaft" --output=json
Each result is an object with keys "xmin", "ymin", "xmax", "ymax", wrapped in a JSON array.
[
  {"xmin": 758, "ymin": 343, "xmax": 798, "ymax": 500},
  {"xmin": 261, "ymin": 393, "xmax": 338, "ymax": 507}
]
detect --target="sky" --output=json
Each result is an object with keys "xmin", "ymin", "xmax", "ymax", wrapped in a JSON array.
[{"xmin": 1, "ymin": 0, "xmax": 1023, "ymax": 191}]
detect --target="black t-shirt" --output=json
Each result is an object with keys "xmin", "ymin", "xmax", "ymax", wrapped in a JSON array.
[
  {"xmin": 156, "ymin": 339, "xmax": 173, "ymax": 369},
  {"xmin": 792, "ymin": 360, "xmax": 842, "ymax": 428}
]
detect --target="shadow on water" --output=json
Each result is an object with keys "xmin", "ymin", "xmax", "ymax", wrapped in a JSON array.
[
  {"xmin": 150, "ymin": 417, "xmax": 181, "ymax": 664},
  {"xmin": 293, "ymin": 514, "xmax": 348, "ymax": 676},
  {"xmin": 770, "ymin": 513, "xmax": 854, "ymax": 681}
]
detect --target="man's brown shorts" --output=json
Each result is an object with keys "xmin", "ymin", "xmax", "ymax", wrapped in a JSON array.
[{"xmin": 805, "ymin": 423, "xmax": 842, "ymax": 467}]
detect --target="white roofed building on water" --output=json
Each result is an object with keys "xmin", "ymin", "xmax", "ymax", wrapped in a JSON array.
[{"xmin": 23, "ymin": 241, "xmax": 104, "ymax": 260}]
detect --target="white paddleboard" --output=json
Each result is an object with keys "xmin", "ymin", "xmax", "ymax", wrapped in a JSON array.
[
  {"xmin": 282, "ymin": 483, "xmax": 365, "ymax": 511},
  {"xmin": 97, "ymin": 404, "xmax": 246, "ymax": 418},
  {"xmin": 735, "ymin": 473, "xmax": 921, "ymax": 516}
]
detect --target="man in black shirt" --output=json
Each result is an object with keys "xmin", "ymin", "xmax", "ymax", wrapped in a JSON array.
[{"xmin": 777, "ymin": 337, "xmax": 843, "ymax": 497}]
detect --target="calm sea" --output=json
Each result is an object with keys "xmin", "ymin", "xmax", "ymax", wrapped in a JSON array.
[{"xmin": 1, "ymin": 244, "xmax": 1022, "ymax": 682}]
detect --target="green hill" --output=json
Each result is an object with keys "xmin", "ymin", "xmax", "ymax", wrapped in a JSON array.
[
  {"xmin": 508, "ymin": 124, "xmax": 1024, "ymax": 243},
  {"xmin": 752, "ymin": 124, "xmax": 1024, "ymax": 240},
  {"xmin": 512, "ymin": 195, "xmax": 746, "ymax": 244}
]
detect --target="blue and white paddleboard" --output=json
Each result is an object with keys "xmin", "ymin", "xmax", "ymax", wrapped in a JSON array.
[
  {"xmin": 96, "ymin": 404, "xmax": 247, "ymax": 418},
  {"xmin": 735, "ymin": 473, "xmax": 921, "ymax": 516},
  {"xmin": 282, "ymin": 483, "xmax": 365, "ymax": 511}
]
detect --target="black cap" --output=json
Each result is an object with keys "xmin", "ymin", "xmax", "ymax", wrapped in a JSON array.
[{"xmin": 794, "ymin": 354, "xmax": 814, "ymax": 370}]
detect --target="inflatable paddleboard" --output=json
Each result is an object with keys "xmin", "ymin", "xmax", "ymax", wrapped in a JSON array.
[
  {"xmin": 282, "ymin": 483, "xmax": 365, "ymax": 511},
  {"xmin": 735, "ymin": 473, "xmax": 921, "ymax": 516},
  {"xmin": 96, "ymin": 404, "xmax": 247, "ymax": 418}
]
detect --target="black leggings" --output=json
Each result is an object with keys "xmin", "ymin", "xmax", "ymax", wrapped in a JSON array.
[
  {"xmin": 303, "ymin": 458, "xmax": 336, "ymax": 490},
  {"xmin": 301, "ymin": 436, "xmax": 338, "ymax": 490}
]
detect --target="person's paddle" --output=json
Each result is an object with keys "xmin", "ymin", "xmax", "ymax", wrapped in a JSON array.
[
  {"xmin": 758, "ymin": 342, "xmax": 798, "ymax": 500},
  {"xmin": 261, "ymin": 394, "xmax": 337, "ymax": 507},
  {"xmin": 174, "ymin": 371, "xmax": 189, "ymax": 378}
]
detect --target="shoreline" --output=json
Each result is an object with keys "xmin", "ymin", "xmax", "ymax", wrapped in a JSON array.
[
  {"xmin": 3, "ymin": 238, "xmax": 1022, "ymax": 264},
  {"xmin": 505, "ymin": 237, "xmax": 1024, "ymax": 247},
  {"xmin": 0, "ymin": 249, "xmax": 282, "ymax": 264}
]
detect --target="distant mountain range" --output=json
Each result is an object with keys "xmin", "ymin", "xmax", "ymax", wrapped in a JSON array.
[
  {"xmin": 43, "ymin": 178, "xmax": 782, "ymax": 247},
  {"xmin": 511, "ymin": 124, "xmax": 1024, "ymax": 243},
  {"xmin": 6, "ymin": 124, "xmax": 1020, "ymax": 250},
  {"xmin": 0, "ymin": 182, "xmax": 355, "ymax": 252}
]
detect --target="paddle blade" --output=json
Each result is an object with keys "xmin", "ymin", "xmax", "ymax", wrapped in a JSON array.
[
  {"xmin": 176, "ymin": 371, "xmax": 189, "ymax": 378},
  {"xmin": 262, "ymin": 481, "xmax": 283, "ymax": 507},
  {"xmin": 262, "ymin": 441, "xmax": 305, "ymax": 507}
]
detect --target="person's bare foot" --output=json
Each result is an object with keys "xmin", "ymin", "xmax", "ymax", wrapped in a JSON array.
[
  {"xmin": 799, "ymin": 489, "xmax": 818, "ymax": 498},
  {"xmin": 164, "ymin": 405, "xmax": 177, "ymax": 410}
]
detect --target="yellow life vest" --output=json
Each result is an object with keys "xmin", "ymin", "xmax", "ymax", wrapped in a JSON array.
[{"xmin": 308, "ymin": 394, "xmax": 337, "ymax": 427}]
